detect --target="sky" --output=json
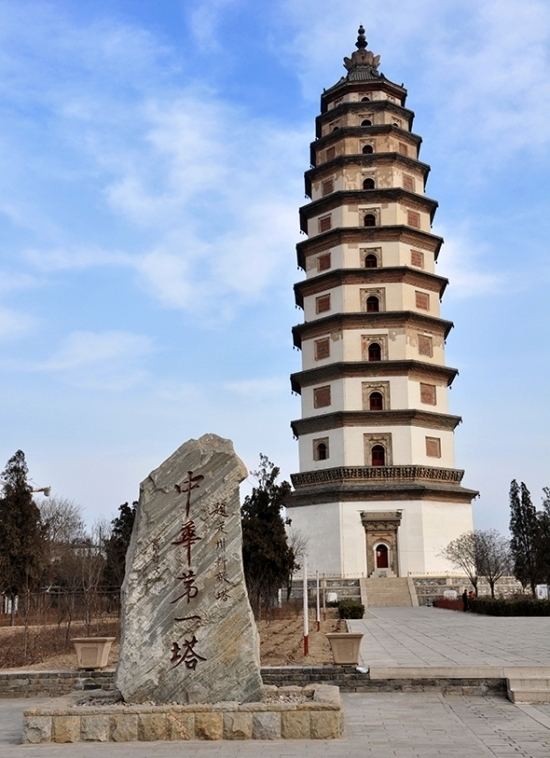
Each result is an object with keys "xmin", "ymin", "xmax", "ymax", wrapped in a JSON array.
[{"xmin": 1, "ymin": 0, "xmax": 549, "ymax": 534}]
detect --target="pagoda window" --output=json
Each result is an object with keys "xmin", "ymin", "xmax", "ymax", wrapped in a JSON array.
[
  {"xmin": 425, "ymin": 437, "xmax": 441, "ymax": 458},
  {"xmin": 313, "ymin": 385, "xmax": 331, "ymax": 408},
  {"xmin": 361, "ymin": 96, "xmax": 370, "ymax": 102},
  {"xmin": 415, "ymin": 291, "xmax": 430, "ymax": 311},
  {"xmin": 315, "ymin": 294, "xmax": 331, "ymax": 314},
  {"xmin": 366, "ymin": 295, "xmax": 379, "ymax": 313},
  {"xmin": 368, "ymin": 342, "xmax": 382, "ymax": 361},
  {"xmin": 369, "ymin": 392, "xmax": 384, "ymax": 411},
  {"xmin": 325, "ymin": 146, "xmax": 336, "ymax": 162},
  {"xmin": 365, "ymin": 254, "xmax": 378, "ymax": 268},
  {"xmin": 363, "ymin": 177, "xmax": 375, "ymax": 190},
  {"xmin": 314, "ymin": 338, "xmax": 330, "ymax": 360},
  {"xmin": 364, "ymin": 213, "xmax": 376, "ymax": 227},
  {"xmin": 371, "ymin": 445, "xmax": 385, "ymax": 466},
  {"xmin": 362, "ymin": 144, "xmax": 374, "ymax": 154},
  {"xmin": 313, "ymin": 438, "xmax": 329, "ymax": 461},
  {"xmin": 361, "ymin": 119, "xmax": 372, "ymax": 127},
  {"xmin": 317, "ymin": 253, "xmax": 331, "ymax": 272},
  {"xmin": 318, "ymin": 215, "xmax": 332, "ymax": 233},
  {"xmin": 407, "ymin": 210, "xmax": 421, "ymax": 229},
  {"xmin": 321, "ymin": 178, "xmax": 334, "ymax": 196}
]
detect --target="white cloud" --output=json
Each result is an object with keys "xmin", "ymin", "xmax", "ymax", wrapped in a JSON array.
[
  {"xmin": 223, "ymin": 377, "xmax": 289, "ymax": 397},
  {"xmin": 0, "ymin": 305, "xmax": 35, "ymax": 340},
  {"xmin": 38, "ymin": 330, "xmax": 154, "ymax": 390},
  {"xmin": 435, "ymin": 225, "xmax": 505, "ymax": 298},
  {"xmin": 23, "ymin": 247, "xmax": 133, "ymax": 272}
]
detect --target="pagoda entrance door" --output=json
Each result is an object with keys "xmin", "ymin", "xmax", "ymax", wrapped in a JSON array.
[{"xmin": 375, "ymin": 543, "xmax": 389, "ymax": 569}]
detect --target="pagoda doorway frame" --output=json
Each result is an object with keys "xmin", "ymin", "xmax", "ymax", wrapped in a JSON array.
[{"xmin": 361, "ymin": 510, "xmax": 402, "ymax": 577}]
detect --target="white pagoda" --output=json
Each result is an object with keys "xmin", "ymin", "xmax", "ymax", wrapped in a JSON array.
[{"xmin": 286, "ymin": 26, "xmax": 477, "ymax": 577}]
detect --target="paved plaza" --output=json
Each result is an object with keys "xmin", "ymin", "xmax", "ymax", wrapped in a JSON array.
[
  {"xmin": 1, "ymin": 608, "xmax": 549, "ymax": 756},
  {"xmin": 1, "ymin": 692, "xmax": 549, "ymax": 757},
  {"xmin": 349, "ymin": 607, "xmax": 550, "ymax": 670}
]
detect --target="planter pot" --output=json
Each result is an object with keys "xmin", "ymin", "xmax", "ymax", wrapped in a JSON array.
[
  {"xmin": 326, "ymin": 633, "xmax": 363, "ymax": 665},
  {"xmin": 72, "ymin": 637, "xmax": 116, "ymax": 670}
]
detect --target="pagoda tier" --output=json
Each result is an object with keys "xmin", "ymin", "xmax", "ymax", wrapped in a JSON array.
[{"xmin": 285, "ymin": 26, "xmax": 477, "ymax": 578}]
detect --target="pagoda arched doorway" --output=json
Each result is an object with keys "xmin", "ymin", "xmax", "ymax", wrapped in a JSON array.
[{"xmin": 375, "ymin": 543, "xmax": 389, "ymax": 569}]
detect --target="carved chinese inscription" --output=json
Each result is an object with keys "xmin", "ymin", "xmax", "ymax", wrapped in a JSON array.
[{"xmin": 116, "ymin": 434, "xmax": 262, "ymax": 705}]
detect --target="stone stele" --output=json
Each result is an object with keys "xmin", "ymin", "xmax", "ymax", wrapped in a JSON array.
[{"xmin": 116, "ymin": 434, "xmax": 263, "ymax": 704}]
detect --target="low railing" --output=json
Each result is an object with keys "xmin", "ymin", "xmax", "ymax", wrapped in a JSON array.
[{"xmin": 291, "ymin": 465, "xmax": 464, "ymax": 487}]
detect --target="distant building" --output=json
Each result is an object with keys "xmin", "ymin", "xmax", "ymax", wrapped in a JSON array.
[{"xmin": 287, "ymin": 26, "xmax": 478, "ymax": 577}]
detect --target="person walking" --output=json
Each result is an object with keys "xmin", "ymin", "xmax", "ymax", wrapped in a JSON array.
[{"xmin": 462, "ymin": 588, "xmax": 469, "ymax": 611}]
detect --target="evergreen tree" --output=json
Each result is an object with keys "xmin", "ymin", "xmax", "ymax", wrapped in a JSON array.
[
  {"xmin": 537, "ymin": 488, "xmax": 550, "ymax": 585},
  {"xmin": 102, "ymin": 501, "xmax": 137, "ymax": 591},
  {"xmin": 241, "ymin": 455, "xmax": 296, "ymax": 617},
  {"xmin": 509, "ymin": 480, "xmax": 540, "ymax": 595},
  {"xmin": 0, "ymin": 451, "xmax": 44, "ymax": 620}
]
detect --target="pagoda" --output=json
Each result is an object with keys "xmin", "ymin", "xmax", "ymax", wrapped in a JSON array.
[{"xmin": 286, "ymin": 26, "xmax": 478, "ymax": 577}]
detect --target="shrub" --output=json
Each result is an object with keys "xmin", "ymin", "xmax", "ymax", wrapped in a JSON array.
[
  {"xmin": 469, "ymin": 597, "xmax": 550, "ymax": 616},
  {"xmin": 337, "ymin": 598, "xmax": 364, "ymax": 619}
]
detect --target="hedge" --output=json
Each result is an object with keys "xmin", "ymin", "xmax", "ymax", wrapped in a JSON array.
[
  {"xmin": 337, "ymin": 598, "xmax": 365, "ymax": 619},
  {"xmin": 469, "ymin": 597, "xmax": 550, "ymax": 616}
]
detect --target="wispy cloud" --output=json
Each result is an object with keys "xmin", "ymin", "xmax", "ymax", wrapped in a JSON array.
[
  {"xmin": 37, "ymin": 330, "xmax": 154, "ymax": 390},
  {"xmin": 435, "ymin": 225, "xmax": 506, "ymax": 299},
  {"xmin": 0, "ymin": 305, "xmax": 35, "ymax": 340}
]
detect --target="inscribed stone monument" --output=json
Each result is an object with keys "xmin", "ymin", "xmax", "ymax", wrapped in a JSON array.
[{"xmin": 116, "ymin": 434, "xmax": 263, "ymax": 704}]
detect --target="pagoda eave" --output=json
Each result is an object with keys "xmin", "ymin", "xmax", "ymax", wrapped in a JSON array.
[
  {"xmin": 305, "ymin": 153, "xmax": 431, "ymax": 196},
  {"xmin": 290, "ymin": 360, "xmax": 459, "ymax": 394},
  {"xmin": 294, "ymin": 267, "xmax": 448, "ymax": 308},
  {"xmin": 296, "ymin": 226, "xmax": 444, "ymax": 269},
  {"xmin": 315, "ymin": 100, "xmax": 415, "ymax": 137},
  {"xmin": 292, "ymin": 311, "xmax": 454, "ymax": 348},
  {"xmin": 291, "ymin": 409, "xmax": 462, "ymax": 436},
  {"xmin": 299, "ymin": 189, "xmax": 438, "ymax": 231}
]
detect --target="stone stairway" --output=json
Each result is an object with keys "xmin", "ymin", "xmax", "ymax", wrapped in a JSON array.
[
  {"xmin": 507, "ymin": 676, "xmax": 550, "ymax": 703},
  {"xmin": 362, "ymin": 577, "xmax": 416, "ymax": 608}
]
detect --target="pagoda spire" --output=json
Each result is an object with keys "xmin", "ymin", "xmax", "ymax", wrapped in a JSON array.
[{"xmin": 343, "ymin": 23, "xmax": 381, "ymax": 77}]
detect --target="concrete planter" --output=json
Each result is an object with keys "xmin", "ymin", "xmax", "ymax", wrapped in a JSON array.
[
  {"xmin": 326, "ymin": 633, "xmax": 363, "ymax": 665},
  {"xmin": 72, "ymin": 637, "xmax": 116, "ymax": 670}
]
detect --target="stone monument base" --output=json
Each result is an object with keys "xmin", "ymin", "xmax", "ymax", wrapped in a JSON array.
[{"xmin": 23, "ymin": 685, "xmax": 343, "ymax": 743}]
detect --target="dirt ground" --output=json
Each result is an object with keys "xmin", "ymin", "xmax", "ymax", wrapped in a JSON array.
[{"xmin": 2, "ymin": 610, "xmax": 341, "ymax": 671}]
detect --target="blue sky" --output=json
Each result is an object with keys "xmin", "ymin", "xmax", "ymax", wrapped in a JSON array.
[{"xmin": 1, "ymin": 0, "xmax": 549, "ymax": 534}]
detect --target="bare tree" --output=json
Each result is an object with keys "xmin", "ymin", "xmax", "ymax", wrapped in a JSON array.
[
  {"xmin": 440, "ymin": 532, "xmax": 484, "ymax": 596},
  {"xmin": 285, "ymin": 529, "xmax": 308, "ymax": 601},
  {"xmin": 477, "ymin": 530, "xmax": 513, "ymax": 598},
  {"xmin": 40, "ymin": 496, "xmax": 85, "ymax": 545}
]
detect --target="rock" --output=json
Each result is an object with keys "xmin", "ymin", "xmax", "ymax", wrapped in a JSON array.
[
  {"xmin": 252, "ymin": 712, "xmax": 281, "ymax": 739},
  {"xmin": 116, "ymin": 434, "xmax": 263, "ymax": 705},
  {"xmin": 81, "ymin": 715, "xmax": 110, "ymax": 742},
  {"xmin": 281, "ymin": 711, "xmax": 311, "ymax": 739},
  {"xmin": 52, "ymin": 715, "xmax": 80, "ymax": 743},
  {"xmin": 23, "ymin": 716, "xmax": 52, "ymax": 744}
]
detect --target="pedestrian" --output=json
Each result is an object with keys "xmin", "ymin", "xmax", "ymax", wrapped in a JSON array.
[{"xmin": 462, "ymin": 588, "xmax": 469, "ymax": 611}]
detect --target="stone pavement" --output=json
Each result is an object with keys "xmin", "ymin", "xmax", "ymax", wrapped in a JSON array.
[
  {"xmin": 348, "ymin": 607, "xmax": 550, "ymax": 668},
  {"xmin": 1, "ymin": 693, "xmax": 550, "ymax": 757}
]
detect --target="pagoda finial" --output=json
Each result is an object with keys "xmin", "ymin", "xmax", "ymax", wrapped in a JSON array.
[
  {"xmin": 356, "ymin": 24, "xmax": 367, "ymax": 50},
  {"xmin": 343, "ymin": 24, "xmax": 381, "ymax": 76}
]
